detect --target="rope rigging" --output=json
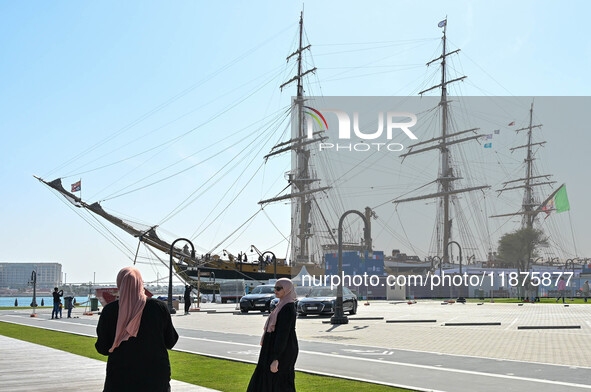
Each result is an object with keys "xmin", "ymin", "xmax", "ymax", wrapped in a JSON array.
[
  {"xmin": 43, "ymin": 22, "xmax": 298, "ymax": 179},
  {"xmin": 35, "ymin": 19, "xmax": 586, "ymax": 276}
]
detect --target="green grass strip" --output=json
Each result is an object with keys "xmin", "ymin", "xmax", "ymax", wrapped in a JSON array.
[{"xmin": 0, "ymin": 321, "xmax": 410, "ymax": 392}]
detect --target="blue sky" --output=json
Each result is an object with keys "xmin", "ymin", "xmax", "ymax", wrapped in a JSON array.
[{"xmin": 1, "ymin": 1, "xmax": 590, "ymax": 284}]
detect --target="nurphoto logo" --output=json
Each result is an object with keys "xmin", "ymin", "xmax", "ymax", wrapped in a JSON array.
[{"xmin": 305, "ymin": 106, "xmax": 418, "ymax": 152}]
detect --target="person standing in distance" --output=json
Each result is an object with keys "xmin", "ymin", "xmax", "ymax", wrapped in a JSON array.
[
  {"xmin": 51, "ymin": 287, "xmax": 63, "ymax": 319},
  {"xmin": 95, "ymin": 267, "xmax": 178, "ymax": 392},
  {"xmin": 556, "ymin": 276, "xmax": 567, "ymax": 303},
  {"xmin": 64, "ymin": 296, "xmax": 75, "ymax": 318},
  {"xmin": 184, "ymin": 284, "xmax": 194, "ymax": 315},
  {"xmin": 247, "ymin": 278, "xmax": 298, "ymax": 392}
]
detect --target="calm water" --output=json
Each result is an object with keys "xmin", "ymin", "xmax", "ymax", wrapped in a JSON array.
[{"xmin": 0, "ymin": 296, "xmax": 85, "ymax": 307}]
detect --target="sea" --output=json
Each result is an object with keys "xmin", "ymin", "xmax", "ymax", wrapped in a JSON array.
[{"xmin": 0, "ymin": 296, "xmax": 86, "ymax": 307}]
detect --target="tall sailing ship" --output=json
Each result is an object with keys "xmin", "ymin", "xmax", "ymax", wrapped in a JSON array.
[
  {"xmin": 35, "ymin": 16, "xmax": 586, "ymax": 290},
  {"xmin": 35, "ymin": 12, "xmax": 329, "ymax": 286}
]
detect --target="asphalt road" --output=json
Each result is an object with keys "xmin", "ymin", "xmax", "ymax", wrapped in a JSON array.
[{"xmin": 1, "ymin": 311, "xmax": 590, "ymax": 392}]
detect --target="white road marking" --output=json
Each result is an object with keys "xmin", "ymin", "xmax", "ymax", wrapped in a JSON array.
[
  {"xmin": 226, "ymin": 350, "xmax": 259, "ymax": 356},
  {"xmin": 505, "ymin": 318, "xmax": 518, "ymax": 330},
  {"xmin": 179, "ymin": 336, "xmax": 591, "ymax": 389},
  {"xmin": 172, "ymin": 347, "xmax": 443, "ymax": 392},
  {"xmin": 342, "ymin": 348, "xmax": 394, "ymax": 355},
  {"xmin": 0, "ymin": 317, "xmax": 95, "ymax": 338},
  {"xmin": 3, "ymin": 314, "xmax": 96, "ymax": 328}
]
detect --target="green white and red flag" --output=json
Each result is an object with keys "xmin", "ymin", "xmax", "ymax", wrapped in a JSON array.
[{"xmin": 542, "ymin": 185, "xmax": 570, "ymax": 216}]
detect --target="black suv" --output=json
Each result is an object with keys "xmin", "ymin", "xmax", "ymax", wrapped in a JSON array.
[
  {"xmin": 239, "ymin": 284, "xmax": 275, "ymax": 313},
  {"xmin": 297, "ymin": 286, "xmax": 357, "ymax": 316},
  {"xmin": 269, "ymin": 286, "xmax": 312, "ymax": 312}
]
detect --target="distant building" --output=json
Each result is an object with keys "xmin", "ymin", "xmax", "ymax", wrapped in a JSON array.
[{"xmin": 0, "ymin": 262, "xmax": 62, "ymax": 289}]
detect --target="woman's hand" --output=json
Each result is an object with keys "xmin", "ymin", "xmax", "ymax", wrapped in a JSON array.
[{"xmin": 270, "ymin": 360, "xmax": 279, "ymax": 373}]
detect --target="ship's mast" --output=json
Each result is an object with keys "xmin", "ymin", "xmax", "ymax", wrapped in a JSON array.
[
  {"xmin": 491, "ymin": 102, "xmax": 558, "ymax": 269},
  {"xmin": 440, "ymin": 20, "xmax": 451, "ymax": 262},
  {"xmin": 523, "ymin": 103, "xmax": 539, "ymax": 228},
  {"xmin": 492, "ymin": 102, "xmax": 555, "ymax": 226},
  {"xmin": 395, "ymin": 19, "xmax": 489, "ymax": 264},
  {"xmin": 295, "ymin": 12, "xmax": 311, "ymax": 264},
  {"xmin": 260, "ymin": 11, "xmax": 329, "ymax": 266}
]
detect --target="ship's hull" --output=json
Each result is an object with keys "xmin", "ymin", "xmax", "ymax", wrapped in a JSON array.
[{"xmin": 180, "ymin": 264, "xmax": 291, "ymax": 281}]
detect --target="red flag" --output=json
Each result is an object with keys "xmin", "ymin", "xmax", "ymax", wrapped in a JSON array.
[
  {"xmin": 71, "ymin": 180, "xmax": 81, "ymax": 192},
  {"xmin": 508, "ymin": 121, "xmax": 515, "ymax": 126},
  {"xmin": 542, "ymin": 199, "xmax": 554, "ymax": 219}
]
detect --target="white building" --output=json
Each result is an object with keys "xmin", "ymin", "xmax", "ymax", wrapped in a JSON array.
[{"xmin": 0, "ymin": 262, "xmax": 62, "ymax": 289}]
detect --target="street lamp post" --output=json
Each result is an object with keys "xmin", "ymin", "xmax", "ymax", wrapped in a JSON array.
[
  {"xmin": 445, "ymin": 241, "xmax": 464, "ymax": 302},
  {"xmin": 29, "ymin": 271, "xmax": 38, "ymax": 317},
  {"xmin": 431, "ymin": 256, "xmax": 442, "ymax": 299},
  {"xmin": 331, "ymin": 210, "xmax": 370, "ymax": 325},
  {"xmin": 211, "ymin": 272, "xmax": 216, "ymax": 303},
  {"xmin": 169, "ymin": 238, "xmax": 196, "ymax": 314},
  {"xmin": 261, "ymin": 251, "xmax": 277, "ymax": 279},
  {"xmin": 565, "ymin": 258, "xmax": 577, "ymax": 299}
]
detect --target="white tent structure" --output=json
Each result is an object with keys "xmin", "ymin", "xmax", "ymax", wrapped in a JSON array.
[{"xmin": 291, "ymin": 265, "xmax": 315, "ymax": 286}]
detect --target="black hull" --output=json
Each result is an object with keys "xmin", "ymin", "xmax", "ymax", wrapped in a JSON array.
[{"xmin": 180, "ymin": 265, "xmax": 291, "ymax": 281}]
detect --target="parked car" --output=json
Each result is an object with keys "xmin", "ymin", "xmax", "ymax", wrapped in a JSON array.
[
  {"xmin": 297, "ymin": 286, "xmax": 357, "ymax": 316},
  {"xmin": 269, "ymin": 286, "xmax": 313, "ymax": 312},
  {"xmin": 239, "ymin": 284, "xmax": 276, "ymax": 313}
]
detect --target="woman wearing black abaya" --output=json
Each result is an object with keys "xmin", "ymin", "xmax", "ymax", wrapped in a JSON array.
[
  {"xmin": 247, "ymin": 278, "xmax": 298, "ymax": 392},
  {"xmin": 95, "ymin": 267, "xmax": 178, "ymax": 392}
]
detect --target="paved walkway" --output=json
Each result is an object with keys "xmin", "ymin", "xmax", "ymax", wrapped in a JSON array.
[{"xmin": 0, "ymin": 335, "xmax": 219, "ymax": 392}]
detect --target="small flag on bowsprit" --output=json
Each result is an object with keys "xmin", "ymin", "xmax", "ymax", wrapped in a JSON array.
[
  {"xmin": 71, "ymin": 180, "xmax": 81, "ymax": 192},
  {"xmin": 508, "ymin": 121, "xmax": 515, "ymax": 126},
  {"xmin": 484, "ymin": 143, "xmax": 492, "ymax": 148},
  {"xmin": 438, "ymin": 19, "xmax": 447, "ymax": 28}
]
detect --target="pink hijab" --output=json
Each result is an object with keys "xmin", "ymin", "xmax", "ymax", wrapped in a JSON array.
[
  {"xmin": 263, "ymin": 278, "xmax": 296, "ymax": 336},
  {"xmin": 108, "ymin": 267, "xmax": 147, "ymax": 353}
]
